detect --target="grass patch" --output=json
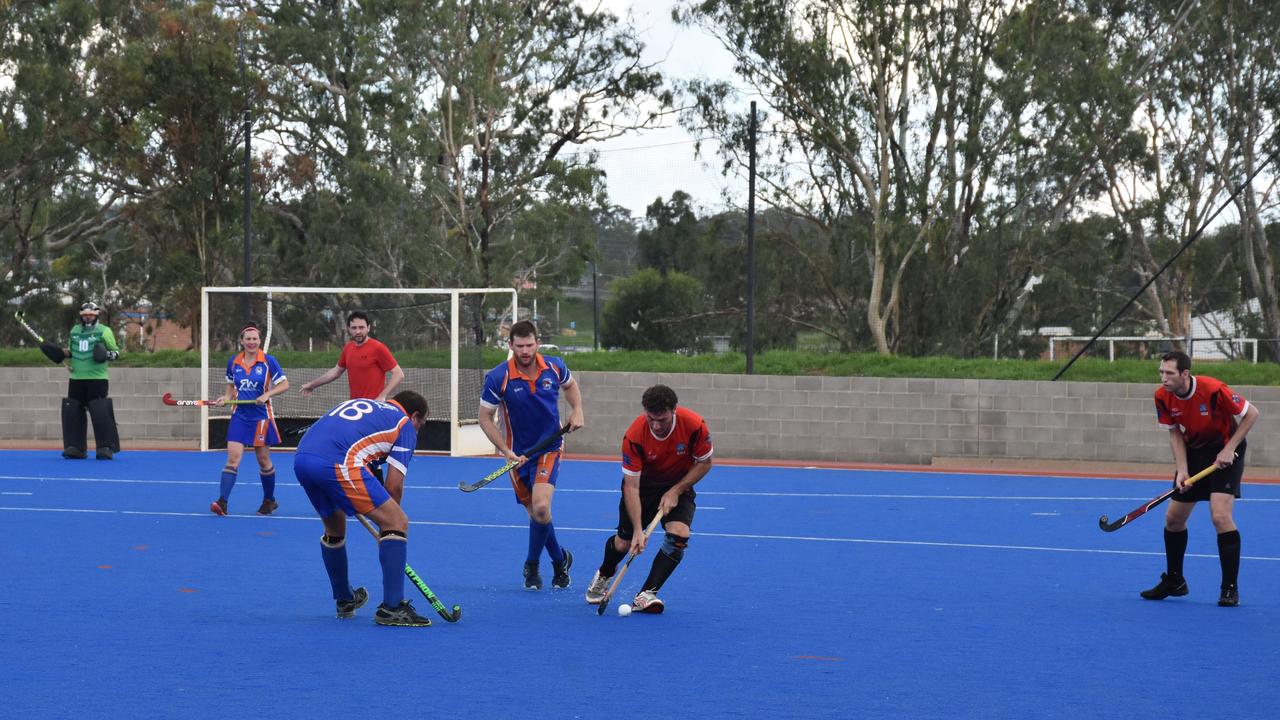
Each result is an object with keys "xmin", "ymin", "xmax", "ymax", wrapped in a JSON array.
[{"xmin": 2, "ymin": 347, "xmax": 1277, "ymax": 385}]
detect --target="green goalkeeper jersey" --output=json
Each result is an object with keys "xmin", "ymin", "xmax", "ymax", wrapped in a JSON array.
[{"xmin": 68, "ymin": 322, "xmax": 119, "ymax": 380}]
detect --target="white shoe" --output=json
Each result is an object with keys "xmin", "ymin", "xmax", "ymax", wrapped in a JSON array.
[
  {"xmin": 632, "ymin": 589, "xmax": 665, "ymax": 614},
  {"xmin": 585, "ymin": 570, "xmax": 610, "ymax": 604}
]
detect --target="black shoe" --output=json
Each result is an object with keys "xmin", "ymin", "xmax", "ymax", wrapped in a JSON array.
[
  {"xmin": 63, "ymin": 447, "xmax": 87, "ymax": 460},
  {"xmin": 1218, "ymin": 585, "xmax": 1239, "ymax": 607},
  {"xmin": 336, "ymin": 587, "xmax": 369, "ymax": 618},
  {"xmin": 1140, "ymin": 572, "xmax": 1189, "ymax": 600},
  {"xmin": 210, "ymin": 498, "xmax": 228, "ymax": 516},
  {"xmin": 552, "ymin": 549, "xmax": 573, "ymax": 589},
  {"xmin": 95, "ymin": 447, "xmax": 113, "ymax": 460},
  {"xmin": 256, "ymin": 498, "xmax": 279, "ymax": 515},
  {"xmin": 374, "ymin": 600, "xmax": 431, "ymax": 627},
  {"xmin": 523, "ymin": 561, "xmax": 543, "ymax": 591}
]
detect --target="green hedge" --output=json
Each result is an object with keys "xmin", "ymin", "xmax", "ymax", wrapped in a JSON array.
[{"xmin": 2, "ymin": 347, "xmax": 1277, "ymax": 385}]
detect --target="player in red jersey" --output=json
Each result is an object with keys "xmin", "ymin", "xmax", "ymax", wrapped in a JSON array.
[
  {"xmin": 300, "ymin": 311, "xmax": 405, "ymax": 402},
  {"xmin": 584, "ymin": 384, "xmax": 713, "ymax": 614},
  {"xmin": 1141, "ymin": 351, "xmax": 1259, "ymax": 607}
]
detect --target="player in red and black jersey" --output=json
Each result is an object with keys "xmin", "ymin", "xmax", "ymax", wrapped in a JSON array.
[
  {"xmin": 1141, "ymin": 351, "xmax": 1259, "ymax": 607},
  {"xmin": 584, "ymin": 384, "xmax": 713, "ymax": 614}
]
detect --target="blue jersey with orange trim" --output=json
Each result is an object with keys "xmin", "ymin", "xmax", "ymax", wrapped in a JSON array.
[
  {"xmin": 479, "ymin": 354, "xmax": 572, "ymax": 456},
  {"xmin": 225, "ymin": 351, "xmax": 286, "ymax": 422},
  {"xmin": 295, "ymin": 399, "xmax": 418, "ymax": 479}
]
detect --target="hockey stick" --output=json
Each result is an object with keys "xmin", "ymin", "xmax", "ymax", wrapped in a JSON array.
[
  {"xmin": 354, "ymin": 513, "xmax": 462, "ymax": 623},
  {"xmin": 161, "ymin": 392, "xmax": 255, "ymax": 407},
  {"xmin": 14, "ymin": 310, "xmax": 66, "ymax": 363},
  {"xmin": 458, "ymin": 423, "xmax": 573, "ymax": 493},
  {"xmin": 1098, "ymin": 461, "xmax": 1225, "ymax": 532},
  {"xmin": 597, "ymin": 509, "xmax": 665, "ymax": 616}
]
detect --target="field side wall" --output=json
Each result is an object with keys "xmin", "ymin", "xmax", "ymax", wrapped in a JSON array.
[{"xmin": 1, "ymin": 368, "xmax": 1276, "ymax": 468}]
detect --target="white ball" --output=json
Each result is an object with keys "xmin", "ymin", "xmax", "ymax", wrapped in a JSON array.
[{"xmin": 617, "ymin": 603, "xmax": 632, "ymax": 616}]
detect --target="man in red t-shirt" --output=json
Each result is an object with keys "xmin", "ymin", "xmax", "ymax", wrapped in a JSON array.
[
  {"xmin": 1141, "ymin": 350, "xmax": 1259, "ymax": 607},
  {"xmin": 300, "ymin": 311, "xmax": 405, "ymax": 402},
  {"xmin": 583, "ymin": 384, "xmax": 713, "ymax": 614}
]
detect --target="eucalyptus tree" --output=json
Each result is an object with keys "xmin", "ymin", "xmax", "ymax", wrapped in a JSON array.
[{"xmin": 679, "ymin": 0, "xmax": 1141, "ymax": 355}]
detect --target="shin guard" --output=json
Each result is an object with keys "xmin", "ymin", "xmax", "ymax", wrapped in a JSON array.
[{"xmin": 87, "ymin": 397, "xmax": 120, "ymax": 453}]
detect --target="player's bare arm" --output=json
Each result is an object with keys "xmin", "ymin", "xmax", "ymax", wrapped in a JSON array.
[
  {"xmin": 376, "ymin": 364, "xmax": 406, "ymax": 403},
  {"xmin": 257, "ymin": 377, "xmax": 290, "ymax": 405},
  {"xmin": 384, "ymin": 466, "xmax": 407, "ymax": 504},
  {"xmin": 563, "ymin": 377, "xmax": 585, "ymax": 431},
  {"xmin": 623, "ymin": 476, "xmax": 646, "ymax": 554},
  {"xmin": 661, "ymin": 457, "xmax": 712, "ymax": 514},
  {"xmin": 300, "ymin": 364, "xmax": 345, "ymax": 397},
  {"xmin": 477, "ymin": 404, "xmax": 523, "ymax": 466},
  {"xmin": 1219, "ymin": 404, "xmax": 1259, "ymax": 467},
  {"xmin": 1168, "ymin": 429, "xmax": 1191, "ymax": 491}
]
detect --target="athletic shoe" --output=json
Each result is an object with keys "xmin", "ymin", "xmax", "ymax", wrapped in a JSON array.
[
  {"xmin": 256, "ymin": 498, "xmax": 279, "ymax": 515},
  {"xmin": 1140, "ymin": 572, "xmax": 1189, "ymax": 600},
  {"xmin": 585, "ymin": 570, "xmax": 610, "ymax": 604},
  {"xmin": 1218, "ymin": 585, "xmax": 1240, "ymax": 607},
  {"xmin": 633, "ymin": 589, "xmax": 665, "ymax": 614},
  {"xmin": 95, "ymin": 447, "xmax": 114, "ymax": 460},
  {"xmin": 336, "ymin": 587, "xmax": 369, "ymax": 618},
  {"xmin": 523, "ymin": 561, "xmax": 543, "ymax": 591},
  {"xmin": 374, "ymin": 600, "xmax": 432, "ymax": 627},
  {"xmin": 210, "ymin": 498, "xmax": 228, "ymax": 516},
  {"xmin": 63, "ymin": 447, "xmax": 87, "ymax": 460},
  {"xmin": 551, "ymin": 549, "xmax": 573, "ymax": 589}
]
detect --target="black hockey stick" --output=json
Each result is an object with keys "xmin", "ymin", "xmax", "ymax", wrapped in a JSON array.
[
  {"xmin": 14, "ymin": 310, "xmax": 66, "ymax": 363},
  {"xmin": 597, "ymin": 510, "xmax": 665, "ymax": 616},
  {"xmin": 1098, "ymin": 461, "xmax": 1222, "ymax": 532},
  {"xmin": 355, "ymin": 513, "xmax": 461, "ymax": 622},
  {"xmin": 458, "ymin": 423, "xmax": 572, "ymax": 493}
]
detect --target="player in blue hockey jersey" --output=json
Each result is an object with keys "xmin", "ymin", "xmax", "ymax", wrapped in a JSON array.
[{"xmin": 293, "ymin": 390, "xmax": 431, "ymax": 627}]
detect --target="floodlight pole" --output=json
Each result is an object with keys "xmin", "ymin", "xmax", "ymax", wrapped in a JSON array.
[{"xmin": 745, "ymin": 101, "xmax": 757, "ymax": 374}]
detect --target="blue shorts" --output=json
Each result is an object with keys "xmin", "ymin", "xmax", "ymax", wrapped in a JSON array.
[
  {"xmin": 509, "ymin": 450, "xmax": 561, "ymax": 505},
  {"xmin": 226, "ymin": 413, "xmax": 280, "ymax": 448},
  {"xmin": 294, "ymin": 452, "xmax": 391, "ymax": 517}
]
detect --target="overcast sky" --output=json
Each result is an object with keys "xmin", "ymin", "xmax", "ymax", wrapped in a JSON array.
[{"xmin": 584, "ymin": 1, "xmax": 749, "ymax": 219}]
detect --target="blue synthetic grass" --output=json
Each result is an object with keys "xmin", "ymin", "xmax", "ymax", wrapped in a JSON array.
[{"xmin": 1, "ymin": 450, "xmax": 1277, "ymax": 718}]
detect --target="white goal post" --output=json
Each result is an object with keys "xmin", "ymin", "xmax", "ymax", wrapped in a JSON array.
[{"xmin": 200, "ymin": 286, "xmax": 517, "ymax": 455}]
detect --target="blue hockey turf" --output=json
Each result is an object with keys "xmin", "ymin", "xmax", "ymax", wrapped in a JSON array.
[{"xmin": 1, "ymin": 450, "xmax": 1278, "ymax": 718}]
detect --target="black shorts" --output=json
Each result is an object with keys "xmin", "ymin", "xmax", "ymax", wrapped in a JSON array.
[
  {"xmin": 1171, "ymin": 443, "xmax": 1245, "ymax": 503},
  {"xmin": 616, "ymin": 482, "xmax": 696, "ymax": 541}
]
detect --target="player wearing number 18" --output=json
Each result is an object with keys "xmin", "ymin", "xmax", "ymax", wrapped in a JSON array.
[
  {"xmin": 1141, "ymin": 351, "xmax": 1259, "ymax": 607},
  {"xmin": 584, "ymin": 385, "xmax": 713, "ymax": 614},
  {"xmin": 293, "ymin": 391, "xmax": 433, "ymax": 627}
]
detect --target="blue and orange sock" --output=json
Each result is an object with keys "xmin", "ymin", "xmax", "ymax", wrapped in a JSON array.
[
  {"xmin": 379, "ymin": 531, "xmax": 408, "ymax": 607},
  {"xmin": 320, "ymin": 535, "xmax": 351, "ymax": 601},
  {"xmin": 527, "ymin": 519, "xmax": 552, "ymax": 564},
  {"xmin": 259, "ymin": 467, "xmax": 276, "ymax": 500},
  {"xmin": 219, "ymin": 468, "xmax": 237, "ymax": 501},
  {"xmin": 544, "ymin": 522, "xmax": 565, "ymax": 564}
]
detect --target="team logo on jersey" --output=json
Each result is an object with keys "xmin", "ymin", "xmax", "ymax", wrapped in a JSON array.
[
  {"xmin": 1199, "ymin": 403, "xmax": 1208, "ymax": 415},
  {"xmin": 254, "ymin": 366, "xmax": 263, "ymax": 375},
  {"xmin": 622, "ymin": 452, "xmax": 632, "ymax": 466},
  {"xmin": 676, "ymin": 443, "xmax": 687, "ymax": 454},
  {"xmin": 1232, "ymin": 394, "xmax": 1241, "ymax": 404},
  {"xmin": 540, "ymin": 378, "xmax": 553, "ymax": 391}
]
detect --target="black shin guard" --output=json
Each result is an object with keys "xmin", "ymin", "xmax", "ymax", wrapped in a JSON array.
[
  {"xmin": 87, "ymin": 397, "xmax": 120, "ymax": 452},
  {"xmin": 61, "ymin": 398, "xmax": 87, "ymax": 453},
  {"xmin": 1165, "ymin": 528, "xmax": 1188, "ymax": 577},
  {"xmin": 641, "ymin": 535, "xmax": 688, "ymax": 592},
  {"xmin": 1218, "ymin": 530, "xmax": 1241, "ymax": 587}
]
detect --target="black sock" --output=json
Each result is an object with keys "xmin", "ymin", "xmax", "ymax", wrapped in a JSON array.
[
  {"xmin": 1165, "ymin": 529, "xmax": 1188, "ymax": 577},
  {"xmin": 1217, "ymin": 530, "xmax": 1241, "ymax": 588},
  {"xmin": 599, "ymin": 535, "xmax": 627, "ymax": 577},
  {"xmin": 641, "ymin": 550, "xmax": 681, "ymax": 593}
]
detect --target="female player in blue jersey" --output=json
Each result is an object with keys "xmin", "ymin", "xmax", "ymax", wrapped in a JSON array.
[
  {"xmin": 477, "ymin": 321, "xmax": 585, "ymax": 591},
  {"xmin": 293, "ymin": 391, "xmax": 431, "ymax": 627},
  {"xmin": 210, "ymin": 323, "xmax": 290, "ymax": 516}
]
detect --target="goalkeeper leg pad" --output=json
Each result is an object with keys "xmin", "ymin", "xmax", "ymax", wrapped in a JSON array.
[
  {"xmin": 61, "ymin": 398, "xmax": 87, "ymax": 458},
  {"xmin": 88, "ymin": 397, "xmax": 121, "ymax": 454}
]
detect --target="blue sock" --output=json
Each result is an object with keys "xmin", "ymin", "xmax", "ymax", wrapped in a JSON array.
[
  {"xmin": 219, "ymin": 469, "xmax": 237, "ymax": 501},
  {"xmin": 320, "ymin": 538, "xmax": 351, "ymax": 601},
  {"xmin": 379, "ymin": 536, "xmax": 407, "ymax": 607},
  {"xmin": 528, "ymin": 519, "xmax": 552, "ymax": 564},
  {"xmin": 259, "ymin": 469, "xmax": 276, "ymax": 500},
  {"xmin": 544, "ymin": 523, "xmax": 565, "ymax": 564}
]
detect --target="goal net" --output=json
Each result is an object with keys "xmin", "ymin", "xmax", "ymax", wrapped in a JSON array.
[{"xmin": 199, "ymin": 286, "xmax": 517, "ymax": 455}]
